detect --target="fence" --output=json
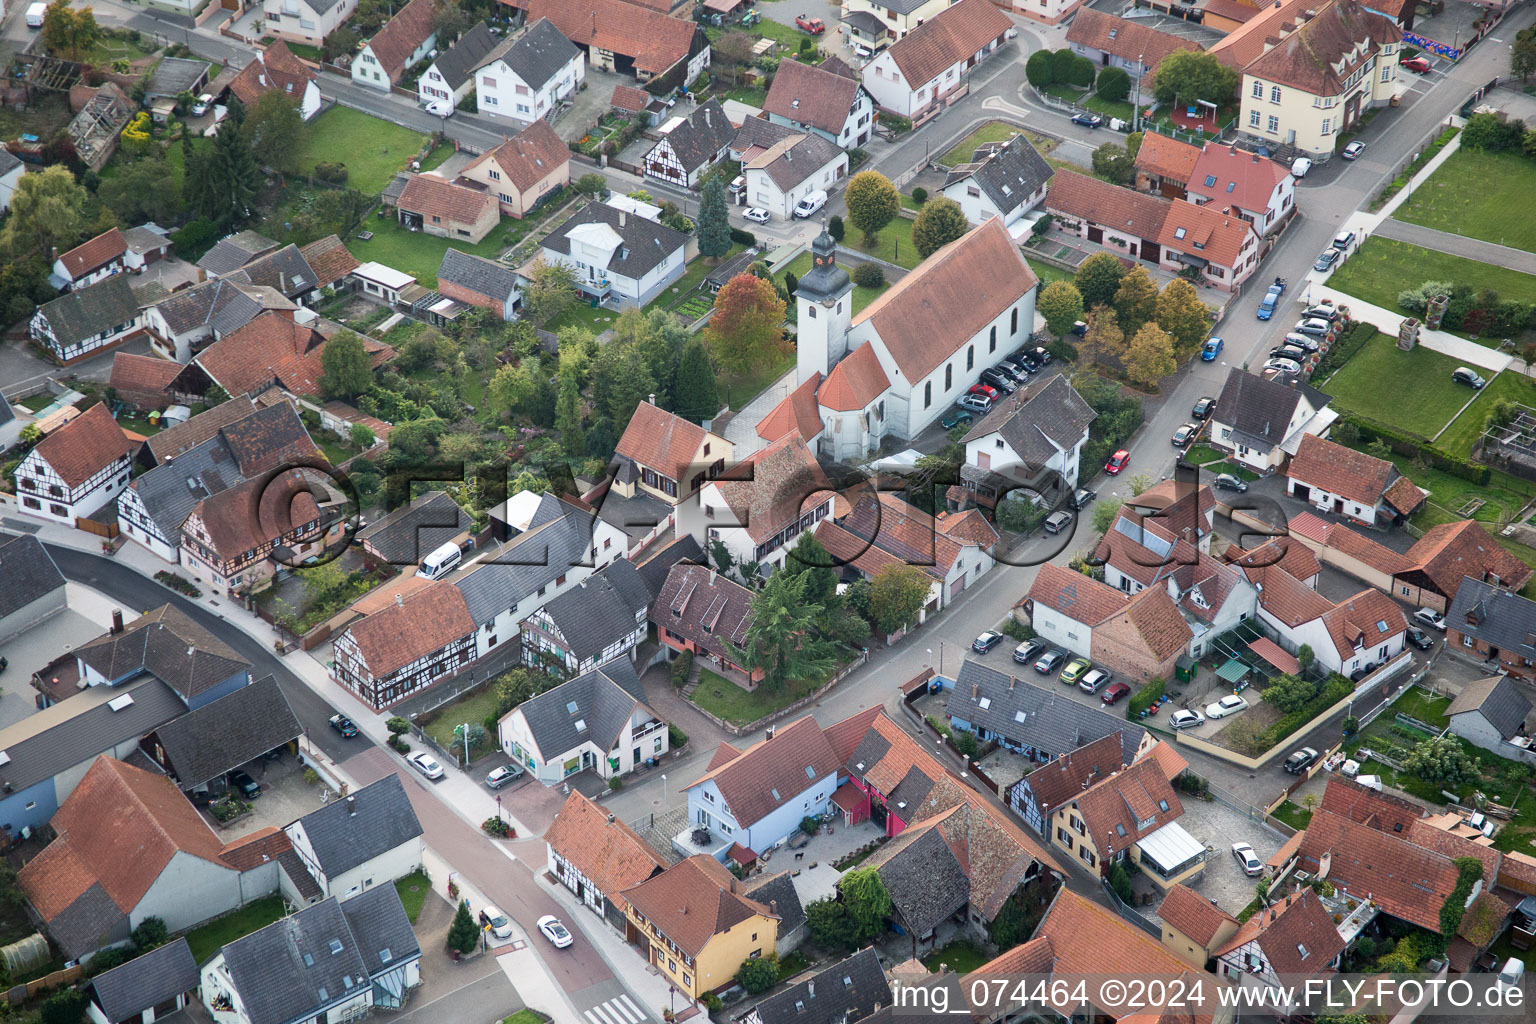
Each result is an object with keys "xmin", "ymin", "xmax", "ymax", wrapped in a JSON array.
[
  {"xmin": 688, "ymin": 649, "xmax": 871, "ymax": 737},
  {"xmin": 12, "ymin": 964, "xmax": 83, "ymax": 1004},
  {"xmin": 1099, "ymin": 878, "xmax": 1162, "ymax": 939}
]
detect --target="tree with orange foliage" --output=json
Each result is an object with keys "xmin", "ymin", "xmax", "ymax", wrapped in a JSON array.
[{"xmin": 705, "ymin": 272, "xmax": 788, "ymax": 376}]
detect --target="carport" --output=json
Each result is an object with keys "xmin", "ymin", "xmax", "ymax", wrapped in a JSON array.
[
  {"xmin": 1215, "ymin": 658, "xmax": 1252, "ymax": 691},
  {"xmin": 1249, "ymin": 637, "xmax": 1301, "ymax": 676}
]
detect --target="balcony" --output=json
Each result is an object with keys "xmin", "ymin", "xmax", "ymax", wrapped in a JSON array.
[
  {"xmin": 1319, "ymin": 890, "xmax": 1378, "ymax": 945},
  {"xmin": 671, "ymin": 822, "xmax": 731, "ymax": 861}
]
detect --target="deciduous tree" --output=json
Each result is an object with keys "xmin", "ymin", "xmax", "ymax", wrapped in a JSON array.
[
  {"xmin": 243, "ymin": 90, "xmax": 308, "ymax": 175},
  {"xmin": 1514, "ymin": 32, "xmax": 1536, "ymax": 82},
  {"xmin": 1092, "ymin": 497, "xmax": 1124, "ymax": 534},
  {"xmin": 2, "ymin": 165, "xmax": 89, "ymax": 259},
  {"xmin": 1025, "ymin": 50, "xmax": 1054, "ymax": 88},
  {"xmin": 837, "ymin": 868, "xmax": 893, "ymax": 943},
  {"xmin": 868, "ymin": 563, "xmax": 930, "ymax": 636},
  {"xmin": 1154, "ymin": 277, "xmax": 1211, "ymax": 354},
  {"xmin": 1092, "ymin": 140, "xmax": 1135, "ymax": 185},
  {"xmin": 1123, "ymin": 322, "xmax": 1177, "ymax": 388},
  {"xmin": 1153, "ymin": 50, "xmax": 1240, "ymax": 107},
  {"xmin": 42, "ymin": 0, "xmax": 100, "ymax": 61},
  {"xmin": 98, "ymin": 155, "xmax": 182, "ymax": 225},
  {"xmin": 1113, "ymin": 265, "xmax": 1159, "ymax": 336},
  {"xmin": 1078, "ymin": 304, "xmax": 1123, "ymax": 368},
  {"xmin": 320, "ymin": 329, "xmax": 373, "ymax": 400},
  {"xmin": 522, "ymin": 258, "xmax": 578, "ymax": 327},
  {"xmin": 911, "ymin": 196, "xmax": 968, "ymax": 258},
  {"xmin": 1074, "ymin": 251, "xmax": 1126, "ymax": 309},
  {"xmin": 844, "ymin": 170, "xmax": 900, "ymax": 246},
  {"xmin": 706, "ymin": 272, "xmax": 787, "ymax": 375},
  {"xmin": 1038, "ymin": 279, "xmax": 1084, "ymax": 337},
  {"xmin": 696, "ymin": 175, "xmax": 731, "ymax": 260}
]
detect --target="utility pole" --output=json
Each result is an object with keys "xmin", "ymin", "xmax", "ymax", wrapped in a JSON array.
[{"xmin": 1133, "ymin": 54, "xmax": 1143, "ymax": 133}]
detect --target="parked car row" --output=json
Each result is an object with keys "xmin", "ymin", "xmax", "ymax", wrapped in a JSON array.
[
  {"xmin": 951, "ymin": 348, "xmax": 1053, "ymax": 417},
  {"xmin": 1000, "ymin": 638, "xmax": 1130, "ymax": 703}
]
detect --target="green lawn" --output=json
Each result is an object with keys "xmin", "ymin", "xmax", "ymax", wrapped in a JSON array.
[
  {"xmin": 1326, "ymin": 236, "xmax": 1536, "ymax": 345},
  {"xmin": 1436, "ymin": 370, "xmax": 1536, "ymax": 458},
  {"xmin": 1391, "ymin": 686, "xmax": 1452, "ymax": 729},
  {"xmin": 921, "ymin": 940, "xmax": 992, "ymax": 974},
  {"xmin": 545, "ymin": 299, "xmax": 630, "ymax": 336},
  {"xmin": 286, "ymin": 42, "xmax": 324, "ymax": 62},
  {"xmin": 938, "ymin": 121, "xmax": 1058, "ymax": 168},
  {"xmin": 844, "ymin": 216, "xmax": 919, "ymax": 270},
  {"xmin": 394, "ymin": 870, "xmax": 432, "ymax": 924},
  {"xmin": 504, "ymin": 1012, "xmax": 547, "ymax": 1024},
  {"xmin": 707, "ymin": 20, "xmax": 809, "ymax": 51},
  {"xmin": 719, "ymin": 349, "xmax": 796, "ymax": 411},
  {"xmin": 1317, "ymin": 332, "xmax": 1470, "ymax": 438},
  {"xmin": 1395, "ymin": 451, "xmax": 1536, "ymax": 530},
  {"xmin": 1040, "ymin": 83, "xmax": 1134, "ymax": 123},
  {"xmin": 348, "ymin": 213, "xmax": 519, "ymax": 288},
  {"xmin": 1271, "ymin": 800, "xmax": 1313, "ymax": 831},
  {"xmin": 116, "ymin": 413, "xmax": 164, "ymax": 438},
  {"xmin": 17, "ymin": 394, "xmax": 51, "ymax": 413},
  {"xmin": 647, "ymin": 245, "xmax": 746, "ymax": 314},
  {"xmin": 721, "ymin": 86, "xmax": 768, "ymax": 107},
  {"xmin": 296, "ymin": 107, "xmax": 427, "ymax": 195},
  {"xmin": 186, "ymin": 896, "xmax": 285, "ymax": 964},
  {"xmin": 692, "ymin": 668, "xmax": 824, "ymax": 726},
  {"xmin": 423, "ymin": 683, "xmax": 509, "ymax": 761},
  {"xmin": 1026, "ymin": 258, "xmax": 1073, "ymax": 288},
  {"xmin": 778, "ymin": 251, "xmax": 889, "ymax": 314},
  {"xmin": 1394, "ymin": 148, "xmax": 1536, "ymax": 254},
  {"xmin": 419, "ymin": 143, "xmax": 455, "ymax": 172}
]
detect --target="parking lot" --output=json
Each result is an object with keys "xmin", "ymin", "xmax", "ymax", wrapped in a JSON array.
[{"xmin": 1142, "ymin": 794, "xmax": 1286, "ymax": 918}]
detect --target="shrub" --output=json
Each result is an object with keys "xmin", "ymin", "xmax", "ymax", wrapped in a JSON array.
[
  {"xmin": 1127, "ymin": 678, "xmax": 1166, "ymax": 717},
  {"xmin": 702, "ymin": 993, "xmax": 723, "ymax": 1012},
  {"xmin": 389, "ymin": 736, "xmax": 411, "ymax": 753},
  {"xmin": 1002, "ymin": 618, "xmax": 1036, "ymax": 641},
  {"xmin": 132, "ymin": 917, "xmax": 168, "ymax": 951},
  {"xmin": 1049, "ymin": 48, "xmax": 1078, "ymax": 83},
  {"xmin": 303, "ymin": 767, "xmax": 321, "ymax": 785},
  {"xmin": 738, "ymin": 955, "xmax": 779, "ymax": 994},
  {"xmin": 670, "ymin": 648, "xmax": 694, "ymax": 687},
  {"xmin": 1338, "ymin": 411, "xmax": 1491, "ymax": 484},
  {"xmin": 1025, "ymin": 50, "xmax": 1054, "ymax": 88},
  {"xmin": 852, "ymin": 262, "xmax": 884, "ymax": 288},
  {"xmin": 911, "ymin": 186, "xmax": 927, "ymax": 203},
  {"xmin": 728, "ymin": 226, "xmax": 757, "ymax": 247},
  {"xmin": 42, "ymin": 990, "xmax": 87, "ymax": 1024},
  {"xmin": 482, "ymin": 816, "xmax": 513, "ymax": 837},
  {"xmin": 828, "ymin": 214, "xmax": 845, "ymax": 241},
  {"xmin": 801, "ymin": 815, "xmax": 822, "ymax": 836},
  {"xmin": 314, "ymin": 161, "xmax": 348, "ymax": 183},
  {"xmin": 1108, "ymin": 861, "xmax": 1134, "ymax": 903},
  {"xmin": 1068, "ymin": 56, "xmax": 1096, "ymax": 88},
  {"xmin": 668, "ymin": 723, "xmax": 689, "ymax": 749},
  {"xmin": 170, "ymin": 217, "xmax": 220, "ymax": 256},
  {"xmin": 609, "ymin": 777, "xmax": 623, "ymax": 791},
  {"xmin": 926, "ymin": 714, "xmax": 952, "ymax": 739},
  {"xmin": 1097, "ymin": 66, "xmax": 1132, "ymax": 102},
  {"xmin": 954, "ymin": 730, "xmax": 980, "ymax": 758}
]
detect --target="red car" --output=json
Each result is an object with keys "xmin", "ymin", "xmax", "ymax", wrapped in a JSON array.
[
  {"xmin": 1401, "ymin": 55, "xmax": 1432, "ymax": 73},
  {"xmin": 1101, "ymin": 682, "xmax": 1132, "ymax": 705},
  {"xmin": 1104, "ymin": 449, "xmax": 1130, "ymax": 475},
  {"xmin": 968, "ymin": 382, "xmax": 999, "ymax": 401},
  {"xmin": 795, "ymin": 14, "xmax": 825, "ymax": 34}
]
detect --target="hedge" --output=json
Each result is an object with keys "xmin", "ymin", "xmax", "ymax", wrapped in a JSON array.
[
  {"xmin": 1127, "ymin": 677, "xmax": 1166, "ymax": 718},
  {"xmin": 1338, "ymin": 412, "xmax": 1491, "ymax": 486},
  {"xmin": 729, "ymin": 227, "xmax": 758, "ymax": 247},
  {"xmin": 1439, "ymin": 857, "xmax": 1485, "ymax": 937},
  {"xmin": 1254, "ymin": 675, "xmax": 1352, "ymax": 750}
]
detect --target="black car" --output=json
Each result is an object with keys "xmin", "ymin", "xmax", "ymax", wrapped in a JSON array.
[
  {"xmin": 1030, "ymin": 346, "xmax": 1053, "ymax": 367},
  {"xmin": 1071, "ymin": 112, "xmax": 1104, "ymax": 128},
  {"xmin": 1283, "ymin": 747, "xmax": 1319, "ymax": 775},
  {"xmin": 1013, "ymin": 639, "xmax": 1044, "ymax": 664},
  {"xmin": 1192, "ymin": 396, "xmax": 1216, "ymax": 420},
  {"xmin": 973, "ymin": 630, "xmax": 1006, "ymax": 653},
  {"xmin": 1314, "ymin": 248, "xmax": 1340, "ymax": 272},
  {"xmin": 992, "ymin": 362, "xmax": 1028, "ymax": 384},
  {"xmin": 1405, "ymin": 626, "xmax": 1436, "ymax": 651},
  {"xmin": 1069, "ymin": 320, "xmax": 1088, "ymax": 337},
  {"xmin": 979, "ymin": 368, "xmax": 1017, "ymax": 394},
  {"xmin": 1019, "ymin": 350, "xmax": 1043, "ymax": 372},
  {"xmin": 229, "ymin": 770, "xmax": 262, "ymax": 799},
  {"xmin": 328, "ymin": 714, "xmax": 358, "ymax": 738},
  {"xmin": 1213, "ymin": 472, "xmax": 1248, "ymax": 493},
  {"xmin": 999, "ymin": 353, "xmax": 1032, "ymax": 376},
  {"xmin": 1172, "ymin": 423, "xmax": 1200, "ymax": 448},
  {"xmin": 1271, "ymin": 344, "xmax": 1310, "ymax": 363}
]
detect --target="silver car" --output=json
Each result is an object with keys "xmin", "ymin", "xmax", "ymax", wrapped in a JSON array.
[{"xmin": 1232, "ymin": 841, "xmax": 1264, "ymax": 876}]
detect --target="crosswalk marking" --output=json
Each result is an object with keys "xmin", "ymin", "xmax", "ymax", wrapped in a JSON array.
[{"xmin": 584, "ymin": 994, "xmax": 648, "ymax": 1024}]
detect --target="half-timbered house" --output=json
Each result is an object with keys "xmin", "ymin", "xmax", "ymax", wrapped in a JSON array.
[
  {"xmin": 519, "ymin": 558, "xmax": 650, "ymax": 676},
  {"xmin": 643, "ymin": 100, "xmax": 735, "ymax": 189},
  {"xmin": 178, "ymin": 468, "xmax": 342, "ymax": 594},
  {"xmin": 30, "ymin": 275, "xmax": 143, "ymax": 365},
  {"xmin": 13, "ymin": 404, "xmax": 134, "ymax": 525},
  {"xmin": 544, "ymin": 790, "xmax": 667, "ymax": 929},
  {"xmin": 331, "ymin": 583, "xmax": 478, "ymax": 709}
]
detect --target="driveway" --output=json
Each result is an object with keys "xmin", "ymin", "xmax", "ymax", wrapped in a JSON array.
[{"xmin": 1145, "ymin": 795, "xmax": 1284, "ymax": 917}]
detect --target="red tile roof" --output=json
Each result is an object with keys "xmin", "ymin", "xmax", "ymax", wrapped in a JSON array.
[
  {"xmin": 883, "ymin": 0, "xmax": 1012, "ymax": 88},
  {"xmin": 299, "ymin": 235, "xmax": 360, "ymax": 287},
  {"xmin": 229, "ymin": 40, "xmax": 316, "ymax": 109},
  {"xmin": 1316, "ymin": 587, "xmax": 1408, "ymax": 660},
  {"xmin": 983, "ymin": 887, "xmax": 1194, "ymax": 980},
  {"xmin": 1248, "ymin": 637, "xmax": 1301, "ymax": 675},
  {"xmin": 469, "ymin": 119, "xmax": 569, "ymax": 193},
  {"xmin": 1406, "ymin": 519, "xmax": 1534, "ymax": 597},
  {"xmin": 1382, "ymin": 475, "xmax": 1426, "ymax": 516},
  {"xmin": 109, "ymin": 352, "xmax": 182, "ymax": 398},
  {"xmin": 187, "ymin": 469, "xmax": 323, "ymax": 562},
  {"xmin": 365, "ymin": 0, "xmax": 440, "ymax": 78},
  {"xmin": 30, "ymin": 403, "xmax": 133, "ymax": 489},
  {"xmin": 1287, "ymin": 434, "xmax": 1396, "ymax": 507},
  {"xmin": 763, "ymin": 58, "xmax": 864, "ymax": 136},
  {"xmin": 1254, "ymin": 561, "xmax": 1335, "ymax": 626},
  {"xmin": 1135, "ymin": 132, "xmax": 1202, "ymax": 184},
  {"xmin": 1026, "ymin": 562, "xmax": 1128, "ymax": 625},
  {"xmin": 1159, "ymin": 883, "xmax": 1239, "ymax": 947},
  {"xmin": 682, "ymin": 716, "xmax": 840, "ymax": 828},
  {"xmin": 1242, "ymin": 1, "xmax": 1402, "ymax": 95},
  {"xmin": 218, "ymin": 826, "xmax": 293, "ymax": 870},
  {"xmin": 615, "ymin": 400, "xmax": 722, "ymax": 486},
  {"xmin": 1215, "ymin": 890, "xmax": 1343, "ymax": 978},
  {"xmin": 1099, "ymin": 586, "xmax": 1194, "ymax": 662},
  {"xmin": 818, "ymin": 343, "xmax": 890, "ymax": 412},
  {"xmin": 1294, "ymin": 809, "xmax": 1460, "ymax": 931},
  {"xmin": 195, "ymin": 311, "xmax": 393, "ymax": 397},
  {"xmin": 1068, "ymin": 753, "xmax": 1184, "ymax": 853},
  {"xmin": 936, "ymin": 508, "xmax": 998, "ymax": 548},
  {"xmin": 1287, "ymin": 512, "xmax": 1414, "ymax": 575},
  {"xmin": 58, "ymin": 228, "xmax": 127, "ymax": 280},
  {"xmin": 708, "ymin": 433, "xmax": 831, "ymax": 544},
  {"xmin": 1066, "ymin": 8, "xmax": 1201, "ymax": 70},
  {"xmin": 343, "ymin": 580, "xmax": 474, "ymax": 678},
  {"xmin": 853, "ymin": 218, "xmax": 1037, "ymax": 383},
  {"xmin": 1225, "ymin": 536, "xmax": 1323, "ymax": 583},
  {"xmin": 1024, "ymin": 733, "xmax": 1128, "ymax": 818},
  {"xmin": 611, "ymin": 85, "xmax": 650, "ymax": 112},
  {"xmin": 397, "ymin": 173, "xmax": 497, "ymax": 228},
  {"xmin": 1048, "ymin": 168, "xmax": 1171, "ymax": 241},
  {"xmin": 1209, "ymin": 0, "xmax": 1316, "ymax": 70},
  {"xmin": 651, "ymin": 562, "xmax": 755, "ymax": 663},
  {"xmin": 523, "ymin": 0, "xmax": 698, "ymax": 76},
  {"xmin": 620, "ymin": 855, "xmax": 775, "ymax": 957},
  {"xmin": 831, "ymin": 492, "xmax": 971, "ymax": 580},
  {"xmin": 1187, "ymin": 142, "xmax": 1291, "ymax": 215},
  {"xmin": 1318, "ymin": 775, "xmax": 1424, "ymax": 833},
  {"xmin": 1156, "ymin": 197, "xmax": 1256, "ymax": 270},
  {"xmin": 545, "ymin": 790, "xmax": 668, "ymax": 901},
  {"xmin": 756, "ymin": 371, "xmax": 823, "ymax": 444}
]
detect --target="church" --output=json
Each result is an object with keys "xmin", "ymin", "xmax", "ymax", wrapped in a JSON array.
[{"xmin": 758, "ymin": 217, "xmax": 1040, "ymax": 462}]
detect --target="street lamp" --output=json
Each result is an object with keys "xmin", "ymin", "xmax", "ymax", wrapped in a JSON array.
[
  {"xmin": 662, "ymin": 773, "xmax": 668, "ymax": 806},
  {"xmin": 927, "ymin": 648, "xmax": 933, "ymax": 669},
  {"xmin": 1133, "ymin": 53, "xmax": 1143, "ymax": 133}
]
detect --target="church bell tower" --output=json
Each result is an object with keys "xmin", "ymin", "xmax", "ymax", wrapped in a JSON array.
[{"xmin": 794, "ymin": 222, "xmax": 854, "ymax": 386}]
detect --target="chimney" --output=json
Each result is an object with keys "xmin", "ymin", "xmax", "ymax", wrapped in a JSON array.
[
  {"xmin": 729, "ymin": 877, "xmax": 736, "ymax": 893},
  {"xmin": 608, "ymin": 813, "xmax": 615, "ymax": 823},
  {"xmin": 280, "ymin": 271, "xmax": 287, "ymax": 293},
  {"xmin": 619, "ymin": 211, "xmax": 627, "ymax": 227},
  {"xmin": 649, "ymin": 394, "xmax": 657, "ymax": 405},
  {"xmin": 396, "ymin": 592, "xmax": 405, "ymax": 607},
  {"xmin": 347, "ymin": 795, "xmax": 356, "ymax": 815},
  {"xmin": 766, "ymin": 726, "xmax": 775, "ymax": 740},
  {"xmin": 708, "ymin": 568, "xmax": 717, "ymax": 586},
  {"xmin": 111, "ymin": 609, "xmax": 124, "ymax": 635},
  {"xmin": 770, "ymin": 899, "xmax": 777, "ymax": 914}
]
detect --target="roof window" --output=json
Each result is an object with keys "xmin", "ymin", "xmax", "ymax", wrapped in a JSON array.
[
  {"xmin": 1158, "ymin": 799, "xmax": 1170, "ymax": 812},
  {"xmin": 1226, "ymin": 182, "xmax": 1236, "ymax": 193},
  {"xmin": 1204, "ymin": 175, "xmax": 1216, "ymax": 187},
  {"xmin": 804, "ymin": 765, "xmax": 816, "ymax": 779},
  {"xmin": 329, "ymin": 939, "xmax": 343, "ymax": 955},
  {"xmin": 1174, "ymin": 227, "xmax": 1186, "ymax": 239},
  {"xmin": 978, "ymin": 697, "xmax": 991, "ymax": 710}
]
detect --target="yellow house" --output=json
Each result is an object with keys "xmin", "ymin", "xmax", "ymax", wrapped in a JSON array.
[
  {"xmin": 1236, "ymin": 0, "xmax": 1402, "ymax": 158},
  {"xmin": 457, "ymin": 120, "xmax": 572, "ymax": 219},
  {"xmin": 611, "ymin": 400, "xmax": 732, "ymax": 506},
  {"xmin": 1156, "ymin": 882, "xmax": 1240, "ymax": 968},
  {"xmin": 620, "ymin": 855, "xmax": 779, "ymax": 1002},
  {"xmin": 1046, "ymin": 756, "xmax": 1206, "ymax": 890}
]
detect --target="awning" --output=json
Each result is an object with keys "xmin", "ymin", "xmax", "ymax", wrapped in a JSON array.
[
  {"xmin": 1135, "ymin": 820, "xmax": 1205, "ymax": 872},
  {"xmin": 833, "ymin": 781, "xmax": 866, "ymax": 813},
  {"xmin": 1216, "ymin": 658, "xmax": 1251, "ymax": 684},
  {"xmin": 727, "ymin": 842, "xmax": 757, "ymax": 866},
  {"xmin": 705, "ymin": 0, "xmax": 744, "ymax": 11},
  {"xmin": 1249, "ymin": 638, "xmax": 1301, "ymax": 675}
]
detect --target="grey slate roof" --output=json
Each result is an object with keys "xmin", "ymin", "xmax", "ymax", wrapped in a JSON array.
[
  {"xmin": 1446, "ymin": 672, "xmax": 1533, "ymax": 740},
  {"xmin": 197, "ymin": 231, "xmax": 279, "ymax": 277},
  {"xmin": 91, "ymin": 937, "xmax": 199, "ymax": 1022},
  {"xmin": 871, "ymin": 822, "xmax": 971, "ymax": 934},
  {"xmin": 437, "ymin": 249, "xmax": 520, "ymax": 303},
  {"xmin": 143, "ymin": 397, "xmax": 258, "ymax": 464},
  {"xmin": 750, "ymin": 947, "xmax": 890, "ymax": 1024},
  {"xmin": 1446, "ymin": 577, "xmax": 1536, "ymax": 691},
  {"xmin": 218, "ymin": 898, "xmax": 371, "ymax": 1024},
  {"xmin": 477, "ymin": 17, "xmax": 580, "ymax": 92},
  {"xmin": 289, "ymin": 775, "xmax": 423, "ymax": 878},
  {"xmin": 454, "ymin": 495, "xmax": 599, "ymax": 625},
  {"xmin": 36, "ymin": 275, "xmax": 139, "ymax": 347},
  {"xmin": 635, "ymin": 534, "xmax": 705, "ymax": 602},
  {"xmin": 961, "ymin": 370, "xmax": 1096, "ymax": 469},
  {"xmin": 946, "ymin": 135, "xmax": 1054, "ymax": 214},
  {"xmin": 754, "ymin": 132, "xmax": 844, "ymax": 192},
  {"xmin": 0, "ymin": 675, "xmax": 186, "ymax": 793},
  {"xmin": 153, "ymin": 277, "xmax": 265, "ymax": 337},
  {"xmin": 76, "ymin": 605, "xmax": 250, "ymax": 700},
  {"xmin": 1214, "ymin": 367, "xmax": 1331, "ymax": 456},
  {"xmin": 148, "ymin": 57, "xmax": 211, "ymax": 97},
  {"xmin": 650, "ymin": 99, "xmax": 735, "ymax": 174},
  {"xmin": 535, "ymin": 559, "xmax": 651, "ymax": 664},
  {"xmin": 743, "ymin": 870, "xmax": 805, "ymax": 937},
  {"xmin": 225, "ymin": 244, "xmax": 318, "ymax": 300},
  {"xmin": 430, "ymin": 22, "xmax": 500, "ymax": 90},
  {"xmin": 339, "ymin": 884, "xmax": 421, "ymax": 979},
  {"xmin": 128, "ymin": 434, "xmax": 243, "ymax": 544},
  {"xmin": 150, "ymin": 676, "xmax": 302, "ymax": 789},
  {"xmin": 0, "ymin": 148, "xmax": 20, "ymax": 176},
  {"xmin": 513, "ymin": 659, "xmax": 650, "ymax": 760},
  {"xmin": 947, "ymin": 658, "xmax": 1147, "ymax": 764},
  {"xmin": 541, "ymin": 202, "xmax": 689, "ymax": 283},
  {"xmin": 50, "ymin": 883, "xmax": 130, "ymax": 962},
  {"xmin": 357, "ymin": 490, "xmax": 473, "ymax": 566},
  {"xmin": 0, "ymin": 534, "xmax": 66, "ymax": 619}
]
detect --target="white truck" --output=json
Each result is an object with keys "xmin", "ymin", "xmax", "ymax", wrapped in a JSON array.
[{"xmin": 26, "ymin": 3, "xmax": 48, "ymax": 28}]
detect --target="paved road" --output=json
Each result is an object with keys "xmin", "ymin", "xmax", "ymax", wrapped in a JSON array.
[
  {"xmin": 42, "ymin": 542, "xmax": 364, "ymax": 765},
  {"xmin": 392, "ymin": 966, "xmax": 522, "ymax": 1024}
]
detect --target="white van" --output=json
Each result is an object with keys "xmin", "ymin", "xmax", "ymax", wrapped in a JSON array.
[
  {"xmin": 793, "ymin": 189, "xmax": 828, "ymax": 219},
  {"xmin": 417, "ymin": 541, "xmax": 462, "ymax": 580},
  {"xmin": 26, "ymin": 3, "xmax": 48, "ymax": 28}
]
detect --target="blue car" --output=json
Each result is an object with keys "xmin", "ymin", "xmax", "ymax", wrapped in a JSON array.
[
  {"xmin": 1257, "ymin": 284, "xmax": 1283, "ymax": 320},
  {"xmin": 1201, "ymin": 337, "xmax": 1224, "ymax": 361}
]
